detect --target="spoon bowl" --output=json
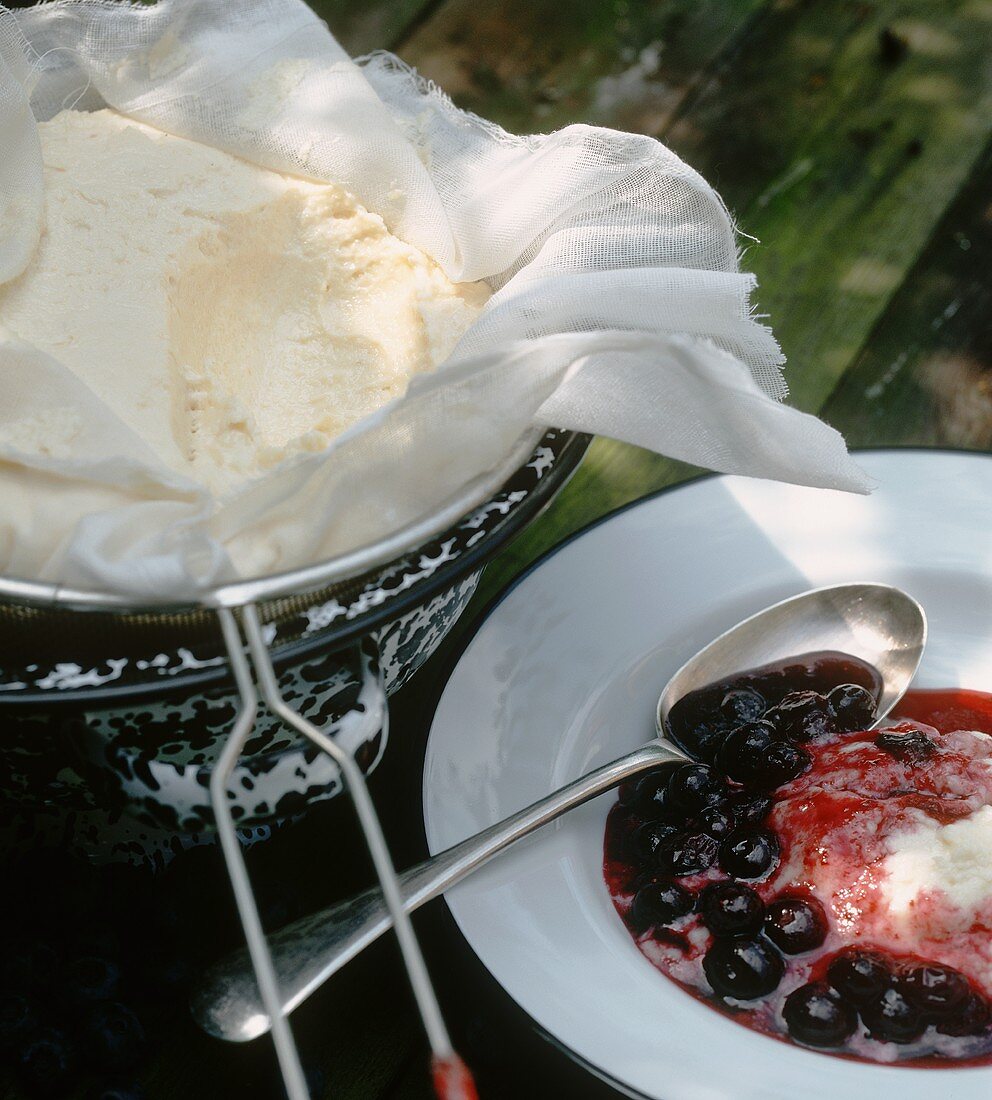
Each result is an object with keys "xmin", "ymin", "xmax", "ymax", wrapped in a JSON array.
[{"xmin": 657, "ymin": 582, "xmax": 927, "ymax": 733}]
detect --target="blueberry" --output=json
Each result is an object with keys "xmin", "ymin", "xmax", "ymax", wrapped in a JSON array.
[
  {"xmin": 0, "ymin": 990, "xmax": 38, "ymax": 1052},
  {"xmin": 764, "ymin": 691, "xmax": 833, "ymax": 742},
  {"xmin": 699, "ymin": 882, "xmax": 765, "ymax": 937},
  {"xmin": 718, "ymin": 828, "xmax": 779, "ymax": 879},
  {"xmin": 60, "ymin": 956, "xmax": 121, "ymax": 1013},
  {"xmin": 80, "ymin": 1003, "xmax": 146, "ymax": 1073},
  {"xmin": 629, "ymin": 821, "xmax": 682, "ymax": 863},
  {"xmin": 860, "ymin": 987, "xmax": 924, "ymax": 1043},
  {"xmin": 719, "ymin": 689, "xmax": 766, "ymax": 728},
  {"xmin": 89, "ymin": 1083, "xmax": 147, "ymax": 1100},
  {"xmin": 630, "ymin": 770, "xmax": 680, "ymax": 822},
  {"xmin": 783, "ymin": 982, "xmax": 857, "ymax": 1047},
  {"xmin": 702, "ymin": 937, "xmax": 784, "ymax": 1001},
  {"xmin": 1, "ymin": 936, "xmax": 60, "ymax": 994},
  {"xmin": 826, "ymin": 684, "xmax": 876, "ymax": 732},
  {"xmin": 666, "ymin": 764, "xmax": 725, "ymax": 816},
  {"xmin": 628, "ymin": 881, "xmax": 695, "ymax": 931},
  {"xmin": 935, "ymin": 992, "xmax": 991, "ymax": 1037},
  {"xmin": 716, "ymin": 721, "xmax": 778, "ymax": 783},
  {"xmin": 617, "ymin": 778, "xmax": 640, "ymax": 808},
  {"xmin": 655, "ymin": 832, "xmax": 719, "ymax": 877},
  {"xmin": 725, "ymin": 792, "xmax": 773, "ymax": 827},
  {"xmin": 692, "ymin": 805, "xmax": 735, "ymax": 839},
  {"xmin": 17, "ymin": 1027, "xmax": 75, "ymax": 1098},
  {"xmin": 897, "ymin": 964, "xmax": 969, "ymax": 1018},
  {"xmin": 66, "ymin": 928, "xmax": 124, "ymax": 968},
  {"xmin": 763, "ymin": 896, "xmax": 828, "ymax": 954},
  {"xmin": 827, "ymin": 948, "xmax": 892, "ymax": 1005},
  {"xmin": 875, "ymin": 729, "xmax": 936, "ymax": 763},
  {"xmin": 751, "ymin": 741, "xmax": 811, "ymax": 791},
  {"xmin": 622, "ymin": 767, "xmax": 675, "ymax": 808},
  {"xmin": 666, "ymin": 703, "xmax": 728, "ymax": 764}
]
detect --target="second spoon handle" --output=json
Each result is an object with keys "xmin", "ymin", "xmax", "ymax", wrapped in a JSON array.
[{"xmin": 193, "ymin": 739, "xmax": 686, "ymax": 1042}]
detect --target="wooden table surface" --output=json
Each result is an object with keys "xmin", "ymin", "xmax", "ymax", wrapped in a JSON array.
[{"xmin": 4, "ymin": 1, "xmax": 991, "ymax": 1098}]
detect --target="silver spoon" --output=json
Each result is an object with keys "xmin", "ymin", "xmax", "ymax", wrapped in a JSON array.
[{"xmin": 192, "ymin": 581, "xmax": 926, "ymax": 1042}]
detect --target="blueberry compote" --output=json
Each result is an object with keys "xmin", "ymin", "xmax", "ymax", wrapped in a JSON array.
[
  {"xmin": 604, "ymin": 653, "xmax": 992, "ymax": 1067},
  {"xmin": 665, "ymin": 651, "xmax": 881, "ymax": 764}
]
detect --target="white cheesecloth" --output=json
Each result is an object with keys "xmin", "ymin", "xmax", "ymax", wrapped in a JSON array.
[{"xmin": 0, "ymin": 0, "xmax": 869, "ymax": 598}]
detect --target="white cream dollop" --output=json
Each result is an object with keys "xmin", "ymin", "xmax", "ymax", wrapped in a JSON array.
[{"xmin": 883, "ymin": 802, "xmax": 992, "ymax": 915}]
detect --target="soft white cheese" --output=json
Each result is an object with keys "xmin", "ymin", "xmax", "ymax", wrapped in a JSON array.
[
  {"xmin": 883, "ymin": 802, "xmax": 992, "ymax": 914},
  {"xmin": 0, "ymin": 109, "xmax": 490, "ymax": 493}
]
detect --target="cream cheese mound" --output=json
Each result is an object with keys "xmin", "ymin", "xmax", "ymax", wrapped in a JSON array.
[
  {"xmin": 883, "ymin": 802, "xmax": 992, "ymax": 915},
  {"xmin": 0, "ymin": 109, "xmax": 490, "ymax": 493}
]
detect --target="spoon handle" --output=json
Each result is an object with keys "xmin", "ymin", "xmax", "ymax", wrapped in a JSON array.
[{"xmin": 193, "ymin": 739, "xmax": 686, "ymax": 1042}]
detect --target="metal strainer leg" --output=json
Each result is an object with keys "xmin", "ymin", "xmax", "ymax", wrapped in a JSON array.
[
  {"xmin": 212, "ymin": 601, "xmax": 474, "ymax": 1100},
  {"xmin": 212, "ymin": 608, "xmax": 310, "ymax": 1100},
  {"xmin": 238, "ymin": 606, "xmax": 477, "ymax": 1097}
]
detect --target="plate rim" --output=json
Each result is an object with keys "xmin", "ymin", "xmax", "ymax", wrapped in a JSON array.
[
  {"xmin": 430, "ymin": 444, "xmax": 992, "ymax": 651},
  {"xmin": 422, "ymin": 445, "xmax": 992, "ymax": 1099}
]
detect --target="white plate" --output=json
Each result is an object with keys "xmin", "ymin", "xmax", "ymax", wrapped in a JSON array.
[{"xmin": 422, "ymin": 449, "xmax": 992, "ymax": 1100}]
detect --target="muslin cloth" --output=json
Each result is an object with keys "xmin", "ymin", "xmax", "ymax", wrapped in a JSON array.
[{"xmin": 0, "ymin": 0, "xmax": 868, "ymax": 599}]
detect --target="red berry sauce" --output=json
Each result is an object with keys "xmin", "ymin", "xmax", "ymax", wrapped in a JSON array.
[{"xmin": 604, "ymin": 651, "xmax": 992, "ymax": 1066}]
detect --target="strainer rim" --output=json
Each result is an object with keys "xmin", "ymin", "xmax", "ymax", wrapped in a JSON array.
[{"xmin": 0, "ymin": 426, "xmax": 547, "ymax": 617}]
